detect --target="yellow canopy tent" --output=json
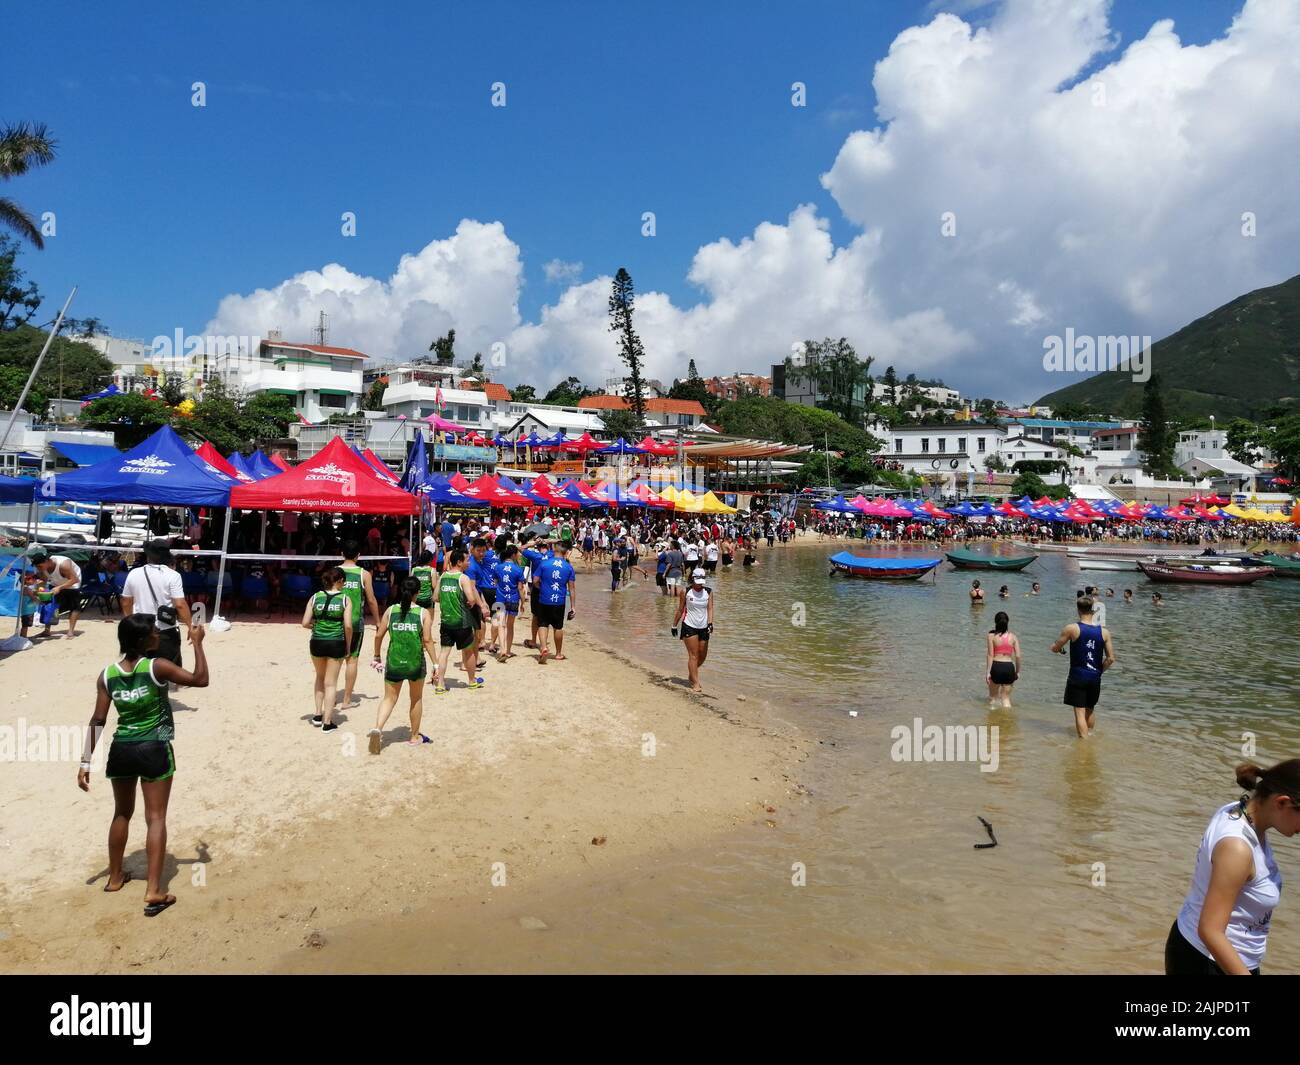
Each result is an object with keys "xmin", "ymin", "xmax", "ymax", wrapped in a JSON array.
[
  {"xmin": 1221, "ymin": 503, "xmax": 1251, "ymax": 519},
  {"xmin": 674, "ymin": 489, "xmax": 704, "ymax": 512},
  {"xmin": 658, "ymin": 484, "xmax": 680, "ymax": 503},
  {"xmin": 1262, "ymin": 509, "xmax": 1291, "ymax": 523},
  {"xmin": 697, "ymin": 490, "xmax": 737, "ymax": 514}
]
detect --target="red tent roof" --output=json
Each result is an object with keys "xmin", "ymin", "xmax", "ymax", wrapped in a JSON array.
[
  {"xmin": 564, "ymin": 432, "xmax": 604, "ymax": 454},
  {"xmin": 230, "ymin": 436, "xmax": 418, "ymax": 514},
  {"xmin": 361, "ymin": 449, "xmax": 399, "ymax": 484},
  {"xmin": 195, "ymin": 440, "xmax": 253, "ymax": 482},
  {"xmin": 268, "ymin": 452, "xmax": 291, "ymax": 471},
  {"xmin": 462, "ymin": 474, "xmax": 534, "ymax": 508},
  {"xmin": 529, "ymin": 475, "xmax": 579, "ymax": 509}
]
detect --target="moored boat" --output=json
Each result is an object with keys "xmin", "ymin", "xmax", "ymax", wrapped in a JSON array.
[
  {"xmin": 1251, "ymin": 551, "xmax": 1300, "ymax": 577},
  {"xmin": 1076, "ymin": 557, "xmax": 1141, "ymax": 571},
  {"xmin": 830, "ymin": 552, "xmax": 941, "ymax": 580},
  {"xmin": 944, "ymin": 548, "xmax": 1037, "ymax": 571},
  {"xmin": 1138, "ymin": 561, "xmax": 1274, "ymax": 585}
]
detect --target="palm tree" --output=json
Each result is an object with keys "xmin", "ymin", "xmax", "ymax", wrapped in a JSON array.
[{"xmin": 0, "ymin": 122, "xmax": 56, "ymax": 249}]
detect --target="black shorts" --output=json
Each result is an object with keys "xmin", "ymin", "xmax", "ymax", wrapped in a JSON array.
[
  {"xmin": 415, "ymin": 597, "xmax": 434, "ymax": 611},
  {"xmin": 989, "ymin": 661, "xmax": 1017, "ymax": 685},
  {"xmin": 56, "ymin": 588, "xmax": 80, "ymax": 612},
  {"xmin": 440, "ymin": 624, "xmax": 474, "ymax": 650},
  {"xmin": 721, "ymin": 554, "xmax": 733, "ymax": 566},
  {"xmin": 479, "ymin": 588, "xmax": 496, "ymax": 612},
  {"xmin": 704, "ymin": 560, "xmax": 717, "ymax": 572},
  {"xmin": 469, "ymin": 604, "xmax": 484, "ymax": 627},
  {"xmin": 534, "ymin": 602, "xmax": 565, "ymax": 630},
  {"xmin": 680, "ymin": 623, "xmax": 710, "ymax": 642},
  {"xmin": 348, "ymin": 623, "xmax": 365, "ymax": 659},
  {"xmin": 310, "ymin": 636, "xmax": 348, "ymax": 660},
  {"xmin": 106, "ymin": 740, "xmax": 175, "ymax": 782},
  {"xmin": 385, "ymin": 665, "xmax": 427, "ymax": 683},
  {"xmin": 156, "ymin": 627, "xmax": 182, "ymax": 668},
  {"xmin": 655, "ymin": 573, "xmax": 667, "ymax": 587},
  {"xmin": 1064, "ymin": 677, "xmax": 1102, "ymax": 710},
  {"xmin": 1164, "ymin": 921, "xmax": 1258, "ymax": 976}
]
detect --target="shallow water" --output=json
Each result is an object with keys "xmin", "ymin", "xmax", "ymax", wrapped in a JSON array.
[{"xmin": 292, "ymin": 539, "xmax": 1300, "ymax": 973}]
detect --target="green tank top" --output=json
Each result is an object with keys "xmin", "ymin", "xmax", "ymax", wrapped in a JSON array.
[
  {"xmin": 106, "ymin": 657, "xmax": 174, "ymax": 743},
  {"xmin": 386, "ymin": 604, "xmax": 425, "ymax": 673},
  {"xmin": 438, "ymin": 571, "xmax": 468, "ymax": 628},
  {"xmin": 311, "ymin": 590, "xmax": 347, "ymax": 639},
  {"xmin": 341, "ymin": 564, "xmax": 364, "ymax": 623},
  {"xmin": 412, "ymin": 565, "xmax": 435, "ymax": 605}
]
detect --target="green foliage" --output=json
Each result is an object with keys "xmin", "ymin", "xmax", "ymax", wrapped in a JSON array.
[
  {"xmin": 608, "ymin": 267, "xmax": 648, "ymax": 430},
  {"xmin": 0, "ymin": 121, "xmax": 57, "ymax": 249},
  {"xmin": 1138, "ymin": 373, "xmax": 1177, "ymax": 477},
  {"xmin": 0, "ymin": 233, "xmax": 41, "ymax": 329},
  {"xmin": 1225, "ymin": 418, "xmax": 1263, "ymax": 464},
  {"xmin": 1009, "ymin": 470, "xmax": 1068, "ymax": 500},
  {"xmin": 0, "ymin": 322, "xmax": 113, "ymax": 414},
  {"xmin": 0, "ymin": 363, "xmax": 45, "ymax": 412},
  {"xmin": 429, "ymin": 329, "xmax": 456, "ymax": 366},
  {"xmin": 667, "ymin": 361, "xmax": 718, "ymax": 418},
  {"xmin": 983, "ymin": 453, "xmax": 1007, "ymax": 472},
  {"xmin": 543, "ymin": 375, "xmax": 593, "ymax": 406},
  {"xmin": 1266, "ymin": 414, "xmax": 1300, "ymax": 479},
  {"xmin": 81, "ymin": 392, "xmax": 173, "ymax": 448},
  {"xmin": 784, "ymin": 337, "xmax": 873, "ymax": 425},
  {"xmin": 159, "ymin": 372, "xmax": 185, "ymax": 407},
  {"xmin": 510, "ymin": 383, "xmax": 537, "ymax": 403},
  {"xmin": 362, "ymin": 377, "xmax": 386, "ymax": 411},
  {"xmin": 1037, "ymin": 272, "xmax": 1300, "ymax": 419},
  {"xmin": 598, "ymin": 408, "xmax": 639, "ymax": 440}
]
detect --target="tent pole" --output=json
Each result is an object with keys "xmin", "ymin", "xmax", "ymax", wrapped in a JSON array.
[
  {"xmin": 259, "ymin": 510, "xmax": 267, "ymax": 553},
  {"xmin": 211, "ymin": 507, "xmax": 233, "ymax": 625}
]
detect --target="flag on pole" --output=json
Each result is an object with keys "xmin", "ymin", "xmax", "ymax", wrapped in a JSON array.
[{"xmin": 298, "ymin": 413, "xmax": 312, "ymax": 426}]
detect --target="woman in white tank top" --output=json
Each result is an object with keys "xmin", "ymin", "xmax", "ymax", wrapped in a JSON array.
[
  {"xmin": 672, "ymin": 569, "xmax": 714, "ymax": 694},
  {"xmin": 1166, "ymin": 760, "xmax": 1300, "ymax": 974}
]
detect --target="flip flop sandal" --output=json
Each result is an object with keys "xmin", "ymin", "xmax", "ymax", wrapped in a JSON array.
[
  {"xmin": 143, "ymin": 895, "xmax": 176, "ymax": 917},
  {"xmin": 104, "ymin": 871, "xmax": 133, "ymax": 892}
]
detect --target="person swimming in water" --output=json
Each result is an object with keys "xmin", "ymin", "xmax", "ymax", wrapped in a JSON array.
[
  {"xmin": 997, "ymin": 585, "xmax": 1010, "ymax": 599},
  {"xmin": 1123, "ymin": 588, "xmax": 1134, "ymax": 604},
  {"xmin": 1029, "ymin": 582, "xmax": 1040, "ymax": 596},
  {"xmin": 969, "ymin": 580, "xmax": 984, "ymax": 604}
]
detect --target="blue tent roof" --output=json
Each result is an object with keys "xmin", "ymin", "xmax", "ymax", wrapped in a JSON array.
[
  {"xmin": 49, "ymin": 442, "xmax": 121, "ymax": 467},
  {"xmin": 420, "ymin": 474, "xmax": 490, "ymax": 507},
  {"xmin": 227, "ymin": 452, "xmax": 261, "ymax": 481},
  {"xmin": 599, "ymin": 484, "xmax": 646, "ymax": 507},
  {"xmin": 814, "ymin": 495, "xmax": 858, "ymax": 513},
  {"xmin": 47, "ymin": 424, "xmax": 235, "ymax": 506},
  {"xmin": 0, "ymin": 476, "xmax": 35, "ymax": 503},
  {"xmin": 594, "ymin": 437, "xmax": 647, "ymax": 455},
  {"xmin": 246, "ymin": 451, "xmax": 282, "ymax": 479}
]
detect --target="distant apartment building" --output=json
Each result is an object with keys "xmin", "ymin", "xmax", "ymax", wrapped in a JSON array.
[
  {"xmin": 83, "ymin": 332, "xmax": 164, "ymax": 394},
  {"xmin": 705, "ymin": 373, "xmax": 771, "ymax": 401},
  {"xmin": 999, "ymin": 417, "xmax": 1129, "ymax": 448},
  {"xmin": 219, "ymin": 339, "xmax": 366, "ymax": 423},
  {"xmin": 1090, "ymin": 426, "xmax": 1140, "ymax": 451}
]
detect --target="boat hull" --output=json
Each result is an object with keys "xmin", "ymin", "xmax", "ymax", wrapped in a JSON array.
[
  {"xmin": 1076, "ymin": 558, "xmax": 1140, "ymax": 571},
  {"xmin": 1252, "ymin": 553, "xmax": 1300, "ymax": 577},
  {"xmin": 830, "ymin": 553, "xmax": 941, "ymax": 580},
  {"xmin": 1138, "ymin": 561, "xmax": 1273, "ymax": 584},
  {"xmin": 945, "ymin": 552, "xmax": 1036, "ymax": 571}
]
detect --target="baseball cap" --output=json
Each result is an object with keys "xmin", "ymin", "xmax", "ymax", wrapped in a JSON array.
[
  {"xmin": 692, "ymin": 568, "xmax": 706, "ymax": 581},
  {"xmin": 26, "ymin": 545, "xmax": 49, "ymax": 562}
]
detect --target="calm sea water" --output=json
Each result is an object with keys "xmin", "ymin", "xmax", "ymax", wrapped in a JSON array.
[{"xmin": 288, "ymin": 538, "xmax": 1300, "ymax": 973}]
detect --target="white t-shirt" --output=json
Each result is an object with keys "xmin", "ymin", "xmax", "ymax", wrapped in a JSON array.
[
  {"xmin": 705, "ymin": 543, "xmax": 719, "ymax": 562},
  {"xmin": 422, "ymin": 533, "xmax": 438, "ymax": 555},
  {"xmin": 1177, "ymin": 801, "xmax": 1282, "ymax": 971},
  {"xmin": 684, "ymin": 543, "xmax": 700, "ymax": 562},
  {"xmin": 49, "ymin": 555, "xmax": 81, "ymax": 589},
  {"xmin": 122, "ymin": 564, "xmax": 185, "ymax": 617}
]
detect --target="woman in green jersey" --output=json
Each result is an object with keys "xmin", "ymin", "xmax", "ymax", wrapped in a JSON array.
[
  {"xmin": 432, "ymin": 549, "xmax": 482, "ymax": 693},
  {"xmin": 78, "ymin": 613, "xmax": 210, "ymax": 917},
  {"xmin": 411, "ymin": 550, "xmax": 436, "ymax": 610},
  {"xmin": 301, "ymin": 567, "xmax": 353, "ymax": 733},
  {"xmin": 367, "ymin": 577, "xmax": 435, "ymax": 754}
]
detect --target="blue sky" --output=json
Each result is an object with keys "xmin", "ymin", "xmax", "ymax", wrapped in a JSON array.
[{"xmin": 4, "ymin": 1, "xmax": 1274, "ymax": 399}]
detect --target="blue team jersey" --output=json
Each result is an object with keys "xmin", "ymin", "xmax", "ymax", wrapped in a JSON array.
[
  {"xmin": 467, "ymin": 557, "xmax": 495, "ymax": 591},
  {"xmin": 537, "ymin": 559, "xmax": 575, "ymax": 606},
  {"xmin": 1068, "ymin": 622, "xmax": 1104, "ymax": 682},
  {"xmin": 496, "ymin": 561, "xmax": 525, "ymax": 603},
  {"xmin": 440, "ymin": 521, "xmax": 455, "ymax": 549},
  {"xmin": 522, "ymin": 547, "xmax": 550, "ymax": 572}
]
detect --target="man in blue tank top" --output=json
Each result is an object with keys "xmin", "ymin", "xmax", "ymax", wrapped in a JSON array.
[{"xmin": 1050, "ymin": 595, "xmax": 1115, "ymax": 739}]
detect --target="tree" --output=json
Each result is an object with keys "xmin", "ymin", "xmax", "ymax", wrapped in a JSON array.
[
  {"xmin": 81, "ymin": 392, "xmax": 174, "ymax": 448},
  {"xmin": 1265, "ymin": 414, "xmax": 1300, "ymax": 479},
  {"xmin": 0, "ymin": 322, "xmax": 113, "ymax": 409},
  {"xmin": 429, "ymin": 328, "xmax": 456, "ymax": 366},
  {"xmin": 1011, "ymin": 470, "xmax": 1049, "ymax": 499},
  {"xmin": 0, "ymin": 363, "xmax": 46, "ymax": 413},
  {"xmin": 983, "ymin": 453, "xmax": 1006, "ymax": 472},
  {"xmin": 362, "ymin": 376, "xmax": 386, "ymax": 411},
  {"xmin": 0, "ymin": 234, "xmax": 41, "ymax": 329},
  {"xmin": 785, "ymin": 337, "xmax": 873, "ymax": 425},
  {"xmin": 159, "ymin": 372, "xmax": 185, "ymax": 407},
  {"xmin": 467, "ymin": 351, "xmax": 485, "ymax": 377},
  {"xmin": 599, "ymin": 408, "xmax": 639, "ymax": 440},
  {"xmin": 608, "ymin": 268, "xmax": 647, "ymax": 431},
  {"xmin": 543, "ymin": 376, "xmax": 592, "ymax": 406},
  {"xmin": 882, "ymin": 365, "xmax": 898, "ymax": 406},
  {"xmin": 1225, "ymin": 418, "xmax": 1263, "ymax": 465},
  {"xmin": 667, "ymin": 363, "xmax": 717, "ymax": 417},
  {"xmin": 1137, "ymin": 373, "xmax": 1176, "ymax": 477},
  {"xmin": 0, "ymin": 122, "xmax": 56, "ymax": 249},
  {"xmin": 510, "ymin": 383, "xmax": 537, "ymax": 403}
]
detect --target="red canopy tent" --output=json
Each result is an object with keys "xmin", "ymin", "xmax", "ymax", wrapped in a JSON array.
[
  {"xmin": 462, "ymin": 474, "xmax": 534, "ymax": 508},
  {"xmin": 564, "ymin": 433, "xmax": 604, "ymax": 454},
  {"xmin": 529, "ymin": 475, "xmax": 579, "ymax": 509},
  {"xmin": 195, "ymin": 440, "xmax": 253, "ymax": 483},
  {"xmin": 995, "ymin": 501, "xmax": 1027, "ymax": 518},
  {"xmin": 636, "ymin": 436, "xmax": 677, "ymax": 457},
  {"xmin": 268, "ymin": 452, "xmax": 291, "ymax": 472},
  {"xmin": 1181, "ymin": 494, "xmax": 1230, "ymax": 506},
  {"xmin": 361, "ymin": 448, "xmax": 399, "ymax": 485},
  {"xmin": 229, "ymin": 436, "xmax": 418, "ymax": 515},
  {"xmin": 632, "ymin": 483, "xmax": 672, "ymax": 508}
]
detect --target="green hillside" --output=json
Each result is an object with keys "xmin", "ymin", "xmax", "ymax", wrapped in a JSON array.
[{"xmin": 1036, "ymin": 273, "xmax": 1300, "ymax": 419}]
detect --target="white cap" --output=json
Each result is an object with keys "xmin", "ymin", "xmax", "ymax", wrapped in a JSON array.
[{"xmin": 692, "ymin": 568, "xmax": 706, "ymax": 580}]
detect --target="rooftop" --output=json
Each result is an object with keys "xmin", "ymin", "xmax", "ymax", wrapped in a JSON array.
[
  {"xmin": 264, "ymin": 340, "xmax": 368, "ymax": 360},
  {"xmin": 577, "ymin": 395, "xmax": 707, "ymax": 416}
]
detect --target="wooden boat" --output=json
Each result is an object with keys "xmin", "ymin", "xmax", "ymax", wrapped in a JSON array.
[
  {"xmin": 944, "ymin": 548, "xmax": 1036, "ymax": 571},
  {"xmin": 1076, "ymin": 557, "xmax": 1141, "ymax": 571},
  {"xmin": 1252, "ymin": 551, "xmax": 1300, "ymax": 577},
  {"xmin": 1138, "ymin": 561, "xmax": 1273, "ymax": 585},
  {"xmin": 830, "ymin": 552, "xmax": 941, "ymax": 580}
]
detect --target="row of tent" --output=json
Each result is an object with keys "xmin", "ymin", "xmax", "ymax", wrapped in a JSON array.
[
  {"xmin": 0, "ymin": 425, "xmax": 729, "ymax": 516},
  {"xmin": 814, "ymin": 493, "xmax": 1300, "ymax": 524}
]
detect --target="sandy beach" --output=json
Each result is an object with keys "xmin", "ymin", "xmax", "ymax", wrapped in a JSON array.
[{"xmin": 0, "ymin": 601, "xmax": 809, "ymax": 974}]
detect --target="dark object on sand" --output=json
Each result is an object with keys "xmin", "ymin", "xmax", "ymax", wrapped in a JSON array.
[{"xmin": 974, "ymin": 816, "xmax": 998, "ymax": 849}]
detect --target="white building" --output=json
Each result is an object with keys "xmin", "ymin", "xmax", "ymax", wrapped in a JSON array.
[
  {"xmin": 0, "ymin": 408, "xmax": 118, "ymax": 476},
  {"xmin": 220, "ymin": 340, "xmax": 366, "ymax": 423}
]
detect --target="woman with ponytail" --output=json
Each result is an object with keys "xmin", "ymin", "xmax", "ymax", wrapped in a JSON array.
[
  {"xmin": 367, "ymin": 576, "xmax": 434, "ymax": 755},
  {"xmin": 1166, "ymin": 759, "xmax": 1300, "ymax": 974}
]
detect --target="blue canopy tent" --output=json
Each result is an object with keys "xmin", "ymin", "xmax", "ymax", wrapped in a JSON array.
[
  {"xmin": 538, "ymin": 431, "xmax": 569, "ymax": 451},
  {"xmin": 80, "ymin": 383, "xmax": 121, "ymax": 402},
  {"xmin": 421, "ymin": 475, "xmax": 489, "ymax": 508},
  {"xmin": 48, "ymin": 441, "xmax": 120, "ymax": 467},
  {"xmin": 491, "ymin": 433, "xmax": 512, "ymax": 448},
  {"xmin": 594, "ymin": 438, "xmax": 648, "ymax": 456},
  {"xmin": 599, "ymin": 484, "xmax": 646, "ymax": 508},
  {"xmin": 555, "ymin": 482, "xmax": 606, "ymax": 509},
  {"xmin": 945, "ymin": 501, "xmax": 979, "ymax": 516},
  {"xmin": 46, "ymin": 424, "xmax": 235, "ymax": 506},
  {"xmin": 814, "ymin": 495, "xmax": 858, "ymax": 514},
  {"xmin": 246, "ymin": 451, "xmax": 283, "ymax": 479},
  {"xmin": 227, "ymin": 451, "xmax": 262, "ymax": 481},
  {"xmin": 0, "ymin": 475, "xmax": 36, "ymax": 502}
]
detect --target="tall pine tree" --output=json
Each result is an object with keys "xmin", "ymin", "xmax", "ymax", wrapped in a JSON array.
[
  {"xmin": 608, "ymin": 267, "xmax": 647, "ymax": 431},
  {"xmin": 1138, "ymin": 373, "xmax": 1175, "ymax": 477}
]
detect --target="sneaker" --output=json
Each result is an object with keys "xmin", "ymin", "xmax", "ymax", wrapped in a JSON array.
[
  {"xmin": 322, "ymin": 721, "xmax": 339, "ymax": 733},
  {"xmin": 311, "ymin": 715, "xmax": 324, "ymax": 728}
]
